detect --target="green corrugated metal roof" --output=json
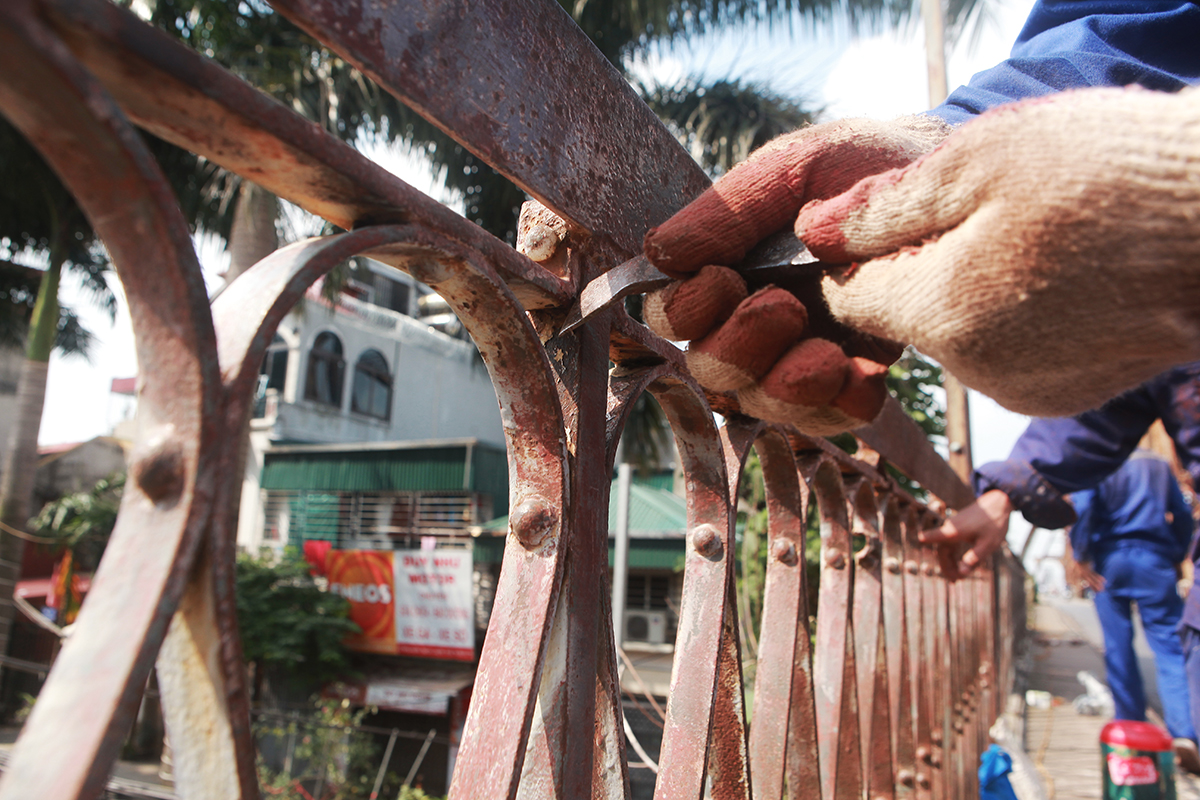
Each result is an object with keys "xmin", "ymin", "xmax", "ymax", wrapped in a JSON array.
[
  {"xmin": 261, "ymin": 441, "xmax": 507, "ymax": 514},
  {"xmin": 635, "ymin": 472, "xmax": 675, "ymax": 492}
]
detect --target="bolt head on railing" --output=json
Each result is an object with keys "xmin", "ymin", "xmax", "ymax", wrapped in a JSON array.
[
  {"xmin": 519, "ymin": 224, "xmax": 560, "ymax": 262},
  {"xmin": 916, "ymin": 746, "xmax": 931, "ymax": 763},
  {"xmin": 905, "ymin": 560, "xmax": 920, "ymax": 574},
  {"xmin": 897, "ymin": 769, "xmax": 915, "ymax": 787},
  {"xmin": 509, "ymin": 497, "xmax": 557, "ymax": 549},
  {"xmin": 884, "ymin": 557, "xmax": 901, "ymax": 574},
  {"xmin": 131, "ymin": 432, "xmax": 186, "ymax": 505},
  {"xmin": 825, "ymin": 550, "xmax": 847, "ymax": 570},
  {"xmin": 917, "ymin": 773, "xmax": 932, "ymax": 789},
  {"xmin": 691, "ymin": 524, "xmax": 723, "ymax": 558},
  {"xmin": 770, "ymin": 538, "xmax": 798, "ymax": 566},
  {"xmin": 922, "ymin": 563, "xmax": 935, "ymax": 576}
]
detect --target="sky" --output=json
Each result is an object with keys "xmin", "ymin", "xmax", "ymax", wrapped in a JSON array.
[{"xmin": 38, "ymin": 0, "xmax": 1041, "ymax": 487}]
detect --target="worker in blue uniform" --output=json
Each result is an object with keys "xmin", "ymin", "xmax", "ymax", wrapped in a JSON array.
[{"xmin": 1061, "ymin": 451, "xmax": 1197, "ymax": 765}]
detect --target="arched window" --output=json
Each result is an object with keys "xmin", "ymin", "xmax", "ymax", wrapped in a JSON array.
[
  {"xmin": 351, "ymin": 349, "xmax": 392, "ymax": 420},
  {"xmin": 259, "ymin": 334, "xmax": 289, "ymax": 393},
  {"xmin": 304, "ymin": 332, "xmax": 345, "ymax": 407}
]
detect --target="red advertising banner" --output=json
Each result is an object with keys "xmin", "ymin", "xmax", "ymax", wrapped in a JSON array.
[
  {"xmin": 327, "ymin": 550, "xmax": 397, "ymax": 654},
  {"xmin": 326, "ymin": 548, "xmax": 474, "ymax": 661}
]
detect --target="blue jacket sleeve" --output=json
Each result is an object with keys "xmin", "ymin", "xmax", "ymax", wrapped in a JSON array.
[
  {"xmin": 929, "ymin": 1, "xmax": 1200, "ymax": 125},
  {"xmin": 1068, "ymin": 489, "xmax": 1096, "ymax": 561},
  {"xmin": 975, "ymin": 385, "xmax": 1160, "ymax": 529}
]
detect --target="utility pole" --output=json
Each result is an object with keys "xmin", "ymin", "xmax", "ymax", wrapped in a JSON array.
[{"xmin": 923, "ymin": 0, "xmax": 974, "ymax": 483}]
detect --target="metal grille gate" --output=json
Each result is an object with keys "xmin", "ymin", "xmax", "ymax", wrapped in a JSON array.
[{"xmin": 0, "ymin": 1, "xmax": 1025, "ymax": 798}]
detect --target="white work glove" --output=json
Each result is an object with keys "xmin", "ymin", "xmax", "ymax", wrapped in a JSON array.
[
  {"xmin": 642, "ymin": 115, "xmax": 952, "ymax": 434},
  {"xmin": 798, "ymin": 85, "xmax": 1200, "ymax": 417}
]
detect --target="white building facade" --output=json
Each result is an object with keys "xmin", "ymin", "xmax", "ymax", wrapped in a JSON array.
[{"xmin": 237, "ymin": 260, "xmax": 506, "ymax": 552}]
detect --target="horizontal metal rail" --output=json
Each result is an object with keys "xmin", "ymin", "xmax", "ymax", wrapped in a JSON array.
[{"xmin": 0, "ymin": 1, "xmax": 1025, "ymax": 798}]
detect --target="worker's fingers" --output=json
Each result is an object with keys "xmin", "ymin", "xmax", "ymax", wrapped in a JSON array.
[
  {"xmin": 936, "ymin": 544, "xmax": 964, "ymax": 583},
  {"xmin": 686, "ymin": 287, "xmax": 809, "ymax": 392},
  {"xmin": 917, "ymin": 518, "xmax": 974, "ymax": 546},
  {"xmin": 643, "ymin": 265, "xmax": 748, "ymax": 341},
  {"xmin": 737, "ymin": 351, "xmax": 890, "ymax": 434},
  {"xmin": 644, "ymin": 117, "xmax": 949, "ymax": 277},
  {"xmin": 645, "ymin": 140, "xmax": 821, "ymax": 278},
  {"xmin": 795, "ymin": 140, "xmax": 980, "ymax": 264},
  {"xmin": 830, "ymin": 356, "xmax": 890, "ymax": 423}
]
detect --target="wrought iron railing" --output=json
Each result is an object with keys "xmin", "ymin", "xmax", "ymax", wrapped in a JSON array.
[{"xmin": 0, "ymin": 1, "xmax": 1025, "ymax": 798}]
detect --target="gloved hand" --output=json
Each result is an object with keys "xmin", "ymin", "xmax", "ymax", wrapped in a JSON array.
[
  {"xmin": 642, "ymin": 115, "xmax": 952, "ymax": 434},
  {"xmin": 799, "ymin": 85, "xmax": 1200, "ymax": 417}
]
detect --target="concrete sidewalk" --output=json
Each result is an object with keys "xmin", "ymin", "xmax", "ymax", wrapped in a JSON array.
[{"xmin": 1026, "ymin": 599, "xmax": 1200, "ymax": 800}]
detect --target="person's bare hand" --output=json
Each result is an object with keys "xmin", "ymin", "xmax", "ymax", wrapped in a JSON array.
[
  {"xmin": 1063, "ymin": 557, "xmax": 1106, "ymax": 595},
  {"xmin": 919, "ymin": 490, "xmax": 1013, "ymax": 580}
]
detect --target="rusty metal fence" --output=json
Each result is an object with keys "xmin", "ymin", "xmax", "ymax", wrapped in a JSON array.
[{"xmin": 0, "ymin": 0, "xmax": 1026, "ymax": 797}]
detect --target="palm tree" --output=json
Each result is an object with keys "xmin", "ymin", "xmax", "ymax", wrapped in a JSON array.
[{"xmin": 0, "ymin": 118, "xmax": 122, "ymax": 643}]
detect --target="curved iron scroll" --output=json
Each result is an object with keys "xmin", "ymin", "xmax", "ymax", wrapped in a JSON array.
[{"xmin": 0, "ymin": 2, "xmax": 1024, "ymax": 799}]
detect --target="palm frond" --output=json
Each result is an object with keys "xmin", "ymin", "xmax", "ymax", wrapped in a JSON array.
[{"xmin": 641, "ymin": 76, "xmax": 815, "ymax": 176}]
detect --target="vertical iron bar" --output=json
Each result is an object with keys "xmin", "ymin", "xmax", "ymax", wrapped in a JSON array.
[
  {"xmin": 849, "ymin": 481, "xmax": 893, "ymax": 800},
  {"xmin": 806, "ymin": 458, "xmax": 863, "ymax": 800}
]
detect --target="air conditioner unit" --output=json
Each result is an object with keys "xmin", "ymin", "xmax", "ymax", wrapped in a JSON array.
[{"xmin": 624, "ymin": 610, "xmax": 668, "ymax": 645}]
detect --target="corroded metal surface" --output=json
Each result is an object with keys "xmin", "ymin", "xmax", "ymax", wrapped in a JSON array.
[{"xmin": 0, "ymin": 1, "xmax": 1026, "ymax": 799}]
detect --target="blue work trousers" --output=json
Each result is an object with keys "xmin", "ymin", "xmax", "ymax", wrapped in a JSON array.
[
  {"xmin": 1093, "ymin": 547, "xmax": 1195, "ymax": 740},
  {"xmin": 1181, "ymin": 624, "xmax": 1200, "ymax": 745}
]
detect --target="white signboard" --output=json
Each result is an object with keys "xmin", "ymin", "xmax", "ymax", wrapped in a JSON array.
[{"xmin": 393, "ymin": 549, "xmax": 474, "ymax": 661}]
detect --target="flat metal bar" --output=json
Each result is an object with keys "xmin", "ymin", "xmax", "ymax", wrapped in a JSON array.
[
  {"xmin": 746, "ymin": 427, "xmax": 819, "ymax": 800},
  {"xmin": 848, "ymin": 481, "xmax": 893, "ymax": 800},
  {"xmin": 649, "ymin": 374, "xmax": 733, "ymax": 800},
  {"xmin": 805, "ymin": 457, "xmax": 862, "ymax": 800},
  {"xmin": 710, "ymin": 595, "xmax": 752, "ymax": 800},
  {"xmin": 882, "ymin": 498, "xmax": 915, "ymax": 800},
  {"xmin": 920, "ymin": 543, "xmax": 942, "ymax": 800},
  {"xmin": 562, "ymin": 320, "xmax": 614, "ymax": 798},
  {"xmin": 267, "ymin": 0, "xmax": 711, "ymax": 258},
  {"xmin": 855, "ymin": 399, "xmax": 975, "ymax": 511},
  {"xmin": 903, "ymin": 512, "xmax": 932, "ymax": 800}
]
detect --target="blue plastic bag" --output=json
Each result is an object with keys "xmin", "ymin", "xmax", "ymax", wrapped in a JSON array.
[{"xmin": 980, "ymin": 744, "xmax": 1021, "ymax": 800}]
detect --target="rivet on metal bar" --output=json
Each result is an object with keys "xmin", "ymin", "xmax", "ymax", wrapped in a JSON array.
[
  {"xmin": 770, "ymin": 538, "xmax": 798, "ymax": 566},
  {"xmin": 509, "ymin": 497, "xmax": 557, "ymax": 549},
  {"xmin": 691, "ymin": 523, "xmax": 723, "ymax": 558}
]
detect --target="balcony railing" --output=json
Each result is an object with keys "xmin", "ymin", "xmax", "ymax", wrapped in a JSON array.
[{"xmin": 0, "ymin": 2, "xmax": 1026, "ymax": 798}]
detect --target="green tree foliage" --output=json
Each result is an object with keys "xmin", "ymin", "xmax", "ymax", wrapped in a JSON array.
[
  {"xmin": 888, "ymin": 346, "xmax": 946, "ymax": 443},
  {"xmin": 640, "ymin": 78, "xmax": 815, "ymax": 176},
  {"xmin": 0, "ymin": 118, "xmax": 118, "ymax": 359},
  {"xmin": 235, "ymin": 549, "xmax": 359, "ymax": 699},
  {"xmin": 30, "ymin": 473, "xmax": 124, "ymax": 574}
]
